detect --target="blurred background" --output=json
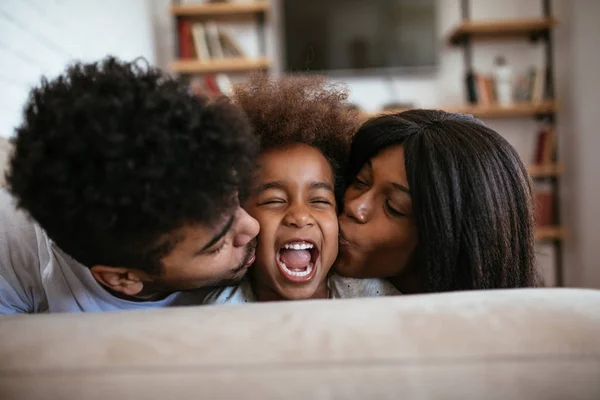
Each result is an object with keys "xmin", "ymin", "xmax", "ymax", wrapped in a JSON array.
[{"xmin": 0, "ymin": 0, "xmax": 598, "ymax": 289}]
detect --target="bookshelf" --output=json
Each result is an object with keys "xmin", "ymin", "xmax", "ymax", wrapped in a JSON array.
[
  {"xmin": 171, "ymin": 56, "xmax": 270, "ymax": 74},
  {"xmin": 528, "ymin": 164, "xmax": 563, "ymax": 178},
  {"xmin": 448, "ymin": 17, "xmax": 557, "ymax": 45},
  {"xmin": 170, "ymin": 1, "xmax": 271, "ymax": 81},
  {"xmin": 362, "ymin": 101, "xmax": 557, "ymax": 120},
  {"xmin": 170, "ymin": 1, "xmax": 270, "ymax": 18},
  {"xmin": 447, "ymin": 0, "xmax": 564, "ymax": 286},
  {"xmin": 536, "ymin": 226, "xmax": 566, "ymax": 241}
]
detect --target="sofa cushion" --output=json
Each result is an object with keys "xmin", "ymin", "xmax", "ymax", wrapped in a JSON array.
[{"xmin": 0, "ymin": 288, "xmax": 599, "ymax": 399}]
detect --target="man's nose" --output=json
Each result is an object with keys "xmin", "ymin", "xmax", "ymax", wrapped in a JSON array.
[{"xmin": 232, "ymin": 207, "xmax": 260, "ymax": 247}]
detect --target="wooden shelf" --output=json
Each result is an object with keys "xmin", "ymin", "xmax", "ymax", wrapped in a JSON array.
[
  {"xmin": 448, "ymin": 101, "xmax": 557, "ymax": 118},
  {"xmin": 536, "ymin": 226, "xmax": 566, "ymax": 241},
  {"xmin": 528, "ymin": 164, "xmax": 563, "ymax": 178},
  {"xmin": 170, "ymin": 1, "xmax": 270, "ymax": 18},
  {"xmin": 362, "ymin": 101, "xmax": 557, "ymax": 120},
  {"xmin": 170, "ymin": 57, "xmax": 270, "ymax": 74},
  {"xmin": 448, "ymin": 18, "xmax": 557, "ymax": 45}
]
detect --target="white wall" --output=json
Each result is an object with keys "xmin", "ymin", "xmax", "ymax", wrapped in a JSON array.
[
  {"xmin": 150, "ymin": 0, "xmax": 600, "ymax": 288},
  {"xmin": 554, "ymin": 0, "xmax": 600, "ymax": 288},
  {"xmin": 0, "ymin": 0, "xmax": 157, "ymax": 138}
]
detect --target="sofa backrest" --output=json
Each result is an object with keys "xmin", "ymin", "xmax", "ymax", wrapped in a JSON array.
[{"xmin": 1, "ymin": 288, "xmax": 599, "ymax": 399}]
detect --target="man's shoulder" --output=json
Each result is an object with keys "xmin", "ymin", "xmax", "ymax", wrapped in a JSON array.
[
  {"xmin": 203, "ymin": 280, "xmax": 256, "ymax": 305},
  {"xmin": 0, "ymin": 189, "xmax": 36, "ymax": 231}
]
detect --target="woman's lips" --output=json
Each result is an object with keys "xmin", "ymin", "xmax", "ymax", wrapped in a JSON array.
[{"xmin": 338, "ymin": 229, "xmax": 354, "ymax": 247}]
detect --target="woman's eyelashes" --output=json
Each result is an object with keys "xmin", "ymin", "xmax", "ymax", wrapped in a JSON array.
[
  {"xmin": 385, "ymin": 200, "xmax": 406, "ymax": 217},
  {"xmin": 352, "ymin": 176, "xmax": 370, "ymax": 189}
]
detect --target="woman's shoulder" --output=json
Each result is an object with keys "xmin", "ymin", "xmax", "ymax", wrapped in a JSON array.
[{"xmin": 328, "ymin": 274, "xmax": 400, "ymax": 299}]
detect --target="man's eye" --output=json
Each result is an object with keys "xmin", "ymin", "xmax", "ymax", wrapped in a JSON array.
[{"xmin": 208, "ymin": 241, "xmax": 226, "ymax": 255}]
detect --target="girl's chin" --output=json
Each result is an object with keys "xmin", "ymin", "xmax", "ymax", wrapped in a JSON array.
[{"xmin": 275, "ymin": 281, "xmax": 329, "ymax": 301}]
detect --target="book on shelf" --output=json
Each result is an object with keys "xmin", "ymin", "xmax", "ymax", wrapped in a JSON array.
[
  {"xmin": 179, "ymin": 20, "xmax": 245, "ymax": 97},
  {"xmin": 189, "ymin": 74, "xmax": 233, "ymax": 98},
  {"xmin": 191, "ymin": 24, "xmax": 210, "ymax": 61},
  {"xmin": 532, "ymin": 126, "xmax": 556, "ymax": 166},
  {"xmin": 465, "ymin": 66, "xmax": 553, "ymax": 106},
  {"xmin": 180, "ymin": 20, "xmax": 247, "ymax": 62},
  {"xmin": 219, "ymin": 27, "xmax": 245, "ymax": 57},
  {"xmin": 205, "ymin": 21, "xmax": 225, "ymax": 59},
  {"xmin": 515, "ymin": 67, "xmax": 550, "ymax": 103},
  {"xmin": 534, "ymin": 185, "xmax": 554, "ymax": 227},
  {"xmin": 178, "ymin": 20, "xmax": 195, "ymax": 59}
]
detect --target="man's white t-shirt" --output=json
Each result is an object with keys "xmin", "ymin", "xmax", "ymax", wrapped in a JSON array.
[
  {"xmin": 203, "ymin": 274, "xmax": 400, "ymax": 304},
  {"xmin": 0, "ymin": 190, "xmax": 209, "ymax": 314}
]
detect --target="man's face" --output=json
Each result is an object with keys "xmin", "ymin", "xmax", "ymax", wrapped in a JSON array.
[{"xmin": 149, "ymin": 206, "xmax": 260, "ymax": 292}]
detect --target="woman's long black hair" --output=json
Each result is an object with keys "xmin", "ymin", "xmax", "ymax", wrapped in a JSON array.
[{"xmin": 348, "ymin": 109, "xmax": 539, "ymax": 291}]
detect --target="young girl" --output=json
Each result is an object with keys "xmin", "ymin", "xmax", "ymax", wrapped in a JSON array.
[{"xmin": 204, "ymin": 74, "xmax": 399, "ymax": 303}]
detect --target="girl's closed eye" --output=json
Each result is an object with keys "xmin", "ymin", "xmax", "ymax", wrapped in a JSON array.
[
  {"xmin": 259, "ymin": 198, "xmax": 286, "ymax": 206},
  {"xmin": 311, "ymin": 197, "xmax": 333, "ymax": 206}
]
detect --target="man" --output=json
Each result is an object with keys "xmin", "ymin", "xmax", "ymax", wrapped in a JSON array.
[{"xmin": 0, "ymin": 57, "xmax": 259, "ymax": 313}]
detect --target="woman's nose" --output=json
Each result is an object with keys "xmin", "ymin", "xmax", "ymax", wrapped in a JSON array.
[
  {"xmin": 344, "ymin": 192, "xmax": 370, "ymax": 224},
  {"xmin": 283, "ymin": 204, "xmax": 314, "ymax": 229}
]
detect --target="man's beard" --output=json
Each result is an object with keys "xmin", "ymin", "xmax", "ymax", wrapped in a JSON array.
[
  {"xmin": 206, "ymin": 238, "xmax": 257, "ymax": 288},
  {"xmin": 136, "ymin": 239, "xmax": 258, "ymax": 298}
]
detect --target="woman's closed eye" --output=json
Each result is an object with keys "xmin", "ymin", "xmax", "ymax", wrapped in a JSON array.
[
  {"xmin": 352, "ymin": 177, "xmax": 369, "ymax": 189},
  {"xmin": 385, "ymin": 200, "xmax": 406, "ymax": 217}
]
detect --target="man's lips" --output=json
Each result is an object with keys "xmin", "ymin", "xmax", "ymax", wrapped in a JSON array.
[{"xmin": 245, "ymin": 251, "xmax": 256, "ymax": 266}]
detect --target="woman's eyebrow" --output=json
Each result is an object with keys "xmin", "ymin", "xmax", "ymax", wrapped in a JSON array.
[{"xmin": 391, "ymin": 182, "xmax": 411, "ymax": 194}]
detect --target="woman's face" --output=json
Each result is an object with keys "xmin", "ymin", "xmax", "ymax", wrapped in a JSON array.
[{"xmin": 335, "ymin": 144, "xmax": 418, "ymax": 279}]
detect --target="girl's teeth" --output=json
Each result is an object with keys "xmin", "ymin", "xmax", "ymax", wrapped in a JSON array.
[
  {"xmin": 283, "ymin": 243, "xmax": 314, "ymax": 250},
  {"xmin": 281, "ymin": 262, "xmax": 313, "ymax": 277}
]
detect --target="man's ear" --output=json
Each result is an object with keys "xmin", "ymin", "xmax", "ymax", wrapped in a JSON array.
[{"xmin": 90, "ymin": 266, "xmax": 145, "ymax": 297}]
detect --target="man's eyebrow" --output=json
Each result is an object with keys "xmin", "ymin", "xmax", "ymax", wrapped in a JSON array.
[
  {"xmin": 310, "ymin": 181, "xmax": 334, "ymax": 192},
  {"xmin": 392, "ymin": 182, "xmax": 411, "ymax": 194},
  {"xmin": 199, "ymin": 214, "xmax": 235, "ymax": 253}
]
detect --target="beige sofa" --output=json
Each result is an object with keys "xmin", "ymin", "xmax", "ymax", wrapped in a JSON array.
[
  {"xmin": 1, "ymin": 136, "xmax": 599, "ymax": 399},
  {"xmin": 1, "ymin": 289, "xmax": 599, "ymax": 399}
]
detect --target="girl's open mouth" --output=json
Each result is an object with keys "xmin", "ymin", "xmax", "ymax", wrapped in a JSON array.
[{"xmin": 276, "ymin": 240, "xmax": 319, "ymax": 283}]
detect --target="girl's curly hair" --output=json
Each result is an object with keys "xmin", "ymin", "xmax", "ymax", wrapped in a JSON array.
[{"xmin": 232, "ymin": 73, "xmax": 358, "ymax": 201}]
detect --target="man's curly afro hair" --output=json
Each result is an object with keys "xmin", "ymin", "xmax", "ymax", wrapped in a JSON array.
[
  {"xmin": 232, "ymin": 73, "xmax": 358, "ymax": 202},
  {"xmin": 7, "ymin": 56, "xmax": 257, "ymax": 273}
]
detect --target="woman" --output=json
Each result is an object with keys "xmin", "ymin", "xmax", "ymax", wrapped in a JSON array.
[{"xmin": 335, "ymin": 109, "xmax": 539, "ymax": 293}]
